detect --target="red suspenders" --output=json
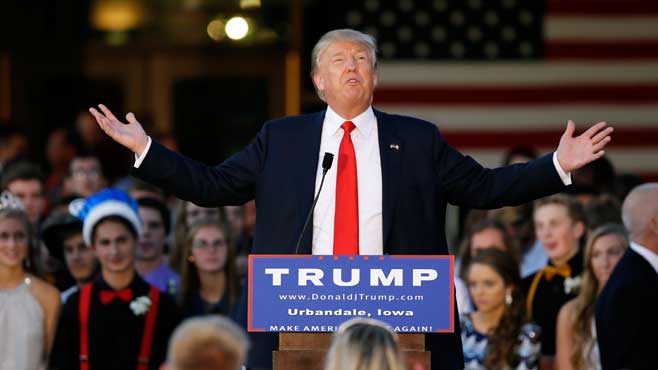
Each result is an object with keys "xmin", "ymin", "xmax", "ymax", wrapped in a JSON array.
[
  {"xmin": 78, "ymin": 284, "xmax": 161, "ymax": 370},
  {"xmin": 79, "ymin": 283, "xmax": 92, "ymax": 370},
  {"xmin": 138, "ymin": 286, "xmax": 160, "ymax": 370}
]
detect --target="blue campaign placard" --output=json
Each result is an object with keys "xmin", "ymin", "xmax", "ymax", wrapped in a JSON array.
[{"xmin": 248, "ymin": 255, "xmax": 454, "ymax": 333}]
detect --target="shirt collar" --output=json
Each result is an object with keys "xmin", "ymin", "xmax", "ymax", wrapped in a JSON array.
[
  {"xmin": 324, "ymin": 105, "xmax": 375, "ymax": 139},
  {"xmin": 630, "ymin": 241, "xmax": 658, "ymax": 276}
]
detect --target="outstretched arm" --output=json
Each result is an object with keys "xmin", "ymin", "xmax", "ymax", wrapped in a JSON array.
[
  {"xmin": 89, "ymin": 104, "xmax": 150, "ymax": 156},
  {"xmin": 437, "ymin": 120, "xmax": 614, "ymax": 209},
  {"xmin": 88, "ymin": 104, "xmax": 263, "ymax": 206}
]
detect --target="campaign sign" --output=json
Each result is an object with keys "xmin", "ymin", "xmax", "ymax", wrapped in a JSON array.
[{"xmin": 248, "ymin": 255, "xmax": 454, "ymax": 333}]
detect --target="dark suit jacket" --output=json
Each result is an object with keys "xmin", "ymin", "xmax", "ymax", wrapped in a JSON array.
[
  {"xmin": 595, "ymin": 247, "xmax": 658, "ymax": 370},
  {"xmin": 133, "ymin": 109, "xmax": 567, "ymax": 370}
]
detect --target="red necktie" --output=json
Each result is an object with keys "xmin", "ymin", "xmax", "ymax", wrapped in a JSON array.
[
  {"xmin": 100, "ymin": 288, "xmax": 133, "ymax": 304},
  {"xmin": 334, "ymin": 121, "xmax": 359, "ymax": 255}
]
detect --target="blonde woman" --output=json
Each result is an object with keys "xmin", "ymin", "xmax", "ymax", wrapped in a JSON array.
[
  {"xmin": 0, "ymin": 194, "xmax": 60, "ymax": 370},
  {"xmin": 555, "ymin": 224, "xmax": 629, "ymax": 370},
  {"xmin": 325, "ymin": 318, "xmax": 405, "ymax": 370}
]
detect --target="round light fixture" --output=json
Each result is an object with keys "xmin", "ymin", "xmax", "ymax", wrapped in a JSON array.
[
  {"xmin": 207, "ymin": 19, "xmax": 225, "ymax": 41},
  {"xmin": 225, "ymin": 16, "xmax": 249, "ymax": 40}
]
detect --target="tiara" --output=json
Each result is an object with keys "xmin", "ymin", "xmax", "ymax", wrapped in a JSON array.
[{"xmin": 0, "ymin": 191, "xmax": 25, "ymax": 211}]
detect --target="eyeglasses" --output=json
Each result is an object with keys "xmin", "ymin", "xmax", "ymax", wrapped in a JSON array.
[{"xmin": 192, "ymin": 239, "xmax": 227, "ymax": 249}]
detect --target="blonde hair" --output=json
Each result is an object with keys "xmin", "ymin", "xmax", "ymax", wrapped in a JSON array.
[
  {"xmin": 534, "ymin": 194, "xmax": 587, "ymax": 226},
  {"xmin": 569, "ymin": 223, "xmax": 628, "ymax": 370},
  {"xmin": 324, "ymin": 318, "xmax": 405, "ymax": 370},
  {"xmin": 166, "ymin": 315, "xmax": 249, "ymax": 370},
  {"xmin": 310, "ymin": 29, "xmax": 378, "ymax": 101}
]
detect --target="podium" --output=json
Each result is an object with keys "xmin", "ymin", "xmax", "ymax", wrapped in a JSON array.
[
  {"xmin": 249, "ymin": 255, "xmax": 454, "ymax": 370},
  {"xmin": 274, "ymin": 333, "xmax": 430, "ymax": 370}
]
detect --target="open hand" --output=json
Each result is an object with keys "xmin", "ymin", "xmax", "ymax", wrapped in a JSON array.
[
  {"xmin": 556, "ymin": 120, "xmax": 613, "ymax": 173},
  {"xmin": 88, "ymin": 104, "xmax": 149, "ymax": 155}
]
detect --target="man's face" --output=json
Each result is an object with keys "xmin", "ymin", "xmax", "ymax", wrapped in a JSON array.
[
  {"xmin": 313, "ymin": 40, "xmax": 377, "ymax": 115},
  {"xmin": 70, "ymin": 157, "xmax": 105, "ymax": 197},
  {"xmin": 7, "ymin": 179, "xmax": 45, "ymax": 225},
  {"xmin": 62, "ymin": 233, "xmax": 97, "ymax": 283},
  {"xmin": 534, "ymin": 204, "xmax": 584, "ymax": 266},
  {"xmin": 470, "ymin": 228, "xmax": 507, "ymax": 256},
  {"xmin": 137, "ymin": 206, "xmax": 166, "ymax": 261},
  {"xmin": 92, "ymin": 219, "xmax": 136, "ymax": 275}
]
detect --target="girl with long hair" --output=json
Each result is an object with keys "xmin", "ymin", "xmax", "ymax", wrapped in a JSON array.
[
  {"xmin": 462, "ymin": 248, "xmax": 541, "ymax": 370},
  {"xmin": 178, "ymin": 220, "xmax": 239, "ymax": 318},
  {"xmin": 324, "ymin": 318, "xmax": 405, "ymax": 370},
  {"xmin": 169, "ymin": 200, "xmax": 222, "ymax": 274},
  {"xmin": 0, "ymin": 193, "xmax": 61, "ymax": 370},
  {"xmin": 555, "ymin": 223, "xmax": 629, "ymax": 370}
]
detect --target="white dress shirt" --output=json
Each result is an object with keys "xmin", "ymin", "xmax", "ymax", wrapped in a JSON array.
[
  {"xmin": 311, "ymin": 106, "xmax": 383, "ymax": 255},
  {"xmin": 134, "ymin": 106, "xmax": 572, "ymax": 256},
  {"xmin": 630, "ymin": 241, "xmax": 658, "ymax": 276}
]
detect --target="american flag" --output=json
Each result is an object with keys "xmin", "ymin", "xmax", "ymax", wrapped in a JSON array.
[{"xmin": 334, "ymin": 0, "xmax": 658, "ymax": 181}]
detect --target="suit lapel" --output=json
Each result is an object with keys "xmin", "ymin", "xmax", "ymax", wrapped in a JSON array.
[
  {"xmin": 295, "ymin": 110, "xmax": 325, "ymax": 254},
  {"xmin": 375, "ymin": 109, "xmax": 402, "ymax": 252}
]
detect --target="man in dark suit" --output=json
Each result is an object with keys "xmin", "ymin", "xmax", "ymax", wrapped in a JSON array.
[
  {"xmin": 90, "ymin": 29, "xmax": 613, "ymax": 370},
  {"xmin": 596, "ymin": 183, "xmax": 658, "ymax": 370}
]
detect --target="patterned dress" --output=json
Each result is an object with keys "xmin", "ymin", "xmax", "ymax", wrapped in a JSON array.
[{"xmin": 461, "ymin": 314, "xmax": 542, "ymax": 370}]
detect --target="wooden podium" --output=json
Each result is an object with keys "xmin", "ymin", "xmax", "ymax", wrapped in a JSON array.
[{"xmin": 273, "ymin": 332, "xmax": 431, "ymax": 370}]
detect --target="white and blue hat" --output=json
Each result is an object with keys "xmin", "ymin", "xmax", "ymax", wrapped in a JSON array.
[{"xmin": 69, "ymin": 188, "xmax": 142, "ymax": 246}]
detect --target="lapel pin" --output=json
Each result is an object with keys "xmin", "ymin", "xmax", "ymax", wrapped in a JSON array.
[{"xmin": 390, "ymin": 144, "xmax": 400, "ymax": 150}]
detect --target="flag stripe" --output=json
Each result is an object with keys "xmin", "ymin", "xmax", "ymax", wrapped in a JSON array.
[
  {"xmin": 639, "ymin": 173, "xmax": 658, "ymax": 182},
  {"xmin": 545, "ymin": 41, "xmax": 658, "ymax": 60},
  {"xmin": 461, "ymin": 148, "xmax": 658, "ymax": 175},
  {"xmin": 546, "ymin": 17, "xmax": 658, "ymax": 41},
  {"xmin": 373, "ymin": 105, "xmax": 658, "ymax": 129},
  {"xmin": 439, "ymin": 128, "xmax": 658, "ymax": 149},
  {"xmin": 547, "ymin": 0, "xmax": 658, "ymax": 16},
  {"xmin": 374, "ymin": 85, "xmax": 658, "ymax": 105},
  {"xmin": 378, "ymin": 62, "xmax": 658, "ymax": 86}
]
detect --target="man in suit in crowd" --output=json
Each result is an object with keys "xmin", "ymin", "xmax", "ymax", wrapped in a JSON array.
[
  {"xmin": 596, "ymin": 183, "xmax": 658, "ymax": 370},
  {"xmin": 90, "ymin": 29, "xmax": 612, "ymax": 370}
]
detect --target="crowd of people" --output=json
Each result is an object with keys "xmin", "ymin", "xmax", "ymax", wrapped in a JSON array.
[
  {"xmin": 0, "ymin": 124, "xmax": 256, "ymax": 370},
  {"xmin": 1, "ymin": 118, "xmax": 655, "ymax": 370},
  {"xmin": 1, "ymin": 27, "xmax": 656, "ymax": 370}
]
